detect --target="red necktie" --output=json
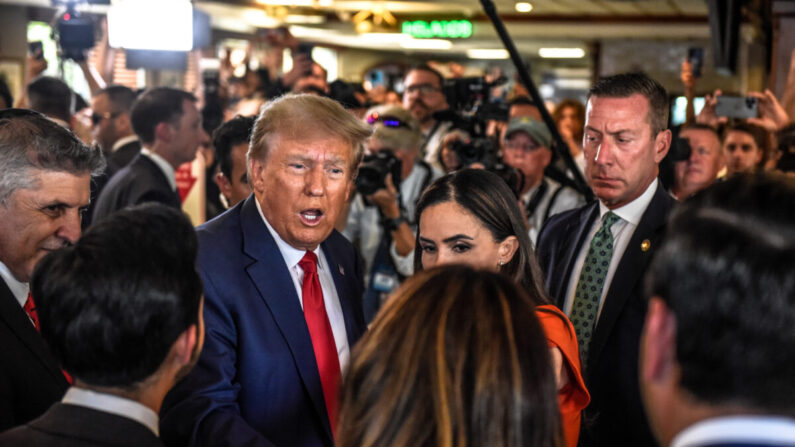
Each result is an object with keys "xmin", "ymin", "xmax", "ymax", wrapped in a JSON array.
[
  {"xmin": 24, "ymin": 292, "xmax": 40, "ymax": 331},
  {"xmin": 298, "ymin": 251, "xmax": 341, "ymax": 434},
  {"xmin": 24, "ymin": 292, "xmax": 72, "ymax": 384}
]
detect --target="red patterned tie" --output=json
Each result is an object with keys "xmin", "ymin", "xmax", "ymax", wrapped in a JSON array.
[
  {"xmin": 298, "ymin": 251, "xmax": 341, "ymax": 434},
  {"xmin": 23, "ymin": 292, "xmax": 40, "ymax": 331},
  {"xmin": 24, "ymin": 292, "xmax": 72, "ymax": 384}
]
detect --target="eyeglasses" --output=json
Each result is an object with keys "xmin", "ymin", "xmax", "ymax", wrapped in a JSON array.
[
  {"xmin": 366, "ymin": 113, "xmax": 411, "ymax": 129},
  {"xmin": 504, "ymin": 141, "xmax": 542, "ymax": 152},
  {"xmin": 404, "ymin": 83, "xmax": 441, "ymax": 95},
  {"xmin": 91, "ymin": 111, "xmax": 120, "ymax": 126}
]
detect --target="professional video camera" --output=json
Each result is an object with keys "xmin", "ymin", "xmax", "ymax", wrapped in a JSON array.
[
  {"xmin": 355, "ymin": 150, "xmax": 402, "ymax": 196},
  {"xmin": 52, "ymin": 0, "xmax": 104, "ymax": 62},
  {"xmin": 437, "ymin": 75, "xmax": 524, "ymax": 196}
]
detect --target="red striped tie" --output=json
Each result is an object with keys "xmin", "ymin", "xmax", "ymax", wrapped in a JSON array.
[{"xmin": 298, "ymin": 251, "xmax": 341, "ymax": 435}]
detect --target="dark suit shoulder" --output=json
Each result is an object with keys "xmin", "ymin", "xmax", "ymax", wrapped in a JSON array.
[
  {"xmin": 93, "ymin": 154, "xmax": 180, "ymax": 223},
  {"xmin": 0, "ymin": 403, "xmax": 163, "ymax": 447}
]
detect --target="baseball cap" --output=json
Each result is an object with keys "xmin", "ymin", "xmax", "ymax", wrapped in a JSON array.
[{"xmin": 504, "ymin": 117, "xmax": 552, "ymax": 148}]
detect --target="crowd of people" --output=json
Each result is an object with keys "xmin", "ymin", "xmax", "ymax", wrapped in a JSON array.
[{"xmin": 0, "ymin": 36, "xmax": 793, "ymax": 447}]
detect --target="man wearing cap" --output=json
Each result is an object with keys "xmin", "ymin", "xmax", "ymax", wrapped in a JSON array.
[{"xmin": 502, "ymin": 116, "xmax": 584, "ymax": 244}]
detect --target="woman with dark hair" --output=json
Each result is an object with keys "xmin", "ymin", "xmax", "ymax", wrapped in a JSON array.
[
  {"xmin": 337, "ymin": 265, "xmax": 562, "ymax": 447},
  {"xmin": 413, "ymin": 169, "xmax": 589, "ymax": 447}
]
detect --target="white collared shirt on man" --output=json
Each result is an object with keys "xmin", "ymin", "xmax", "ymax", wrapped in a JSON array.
[
  {"xmin": 671, "ymin": 415, "xmax": 795, "ymax": 447},
  {"xmin": 61, "ymin": 387, "xmax": 159, "ymax": 436},
  {"xmin": 562, "ymin": 178, "xmax": 659, "ymax": 321}
]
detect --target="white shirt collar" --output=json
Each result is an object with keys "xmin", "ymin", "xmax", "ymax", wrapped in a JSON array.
[
  {"xmin": 598, "ymin": 178, "xmax": 658, "ymax": 226},
  {"xmin": 140, "ymin": 148, "xmax": 177, "ymax": 192},
  {"xmin": 61, "ymin": 387, "xmax": 160, "ymax": 436},
  {"xmin": 111, "ymin": 135, "xmax": 139, "ymax": 153},
  {"xmin": 672, "ymin": 415, "xmax": 795, "ymax": 447},
  {"xmin": 0, "ymin": 260, "xmax": 28, "ymax": 308},
  {"xmin": 254, "ymin": 197, "xmax": 324, "ymax": 271}
]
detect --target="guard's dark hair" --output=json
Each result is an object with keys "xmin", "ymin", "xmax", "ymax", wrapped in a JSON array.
[
  {"xmin": 0, "ymin": 108, "xmax": 104, "ymax": 203},
  {"xmin": 31, "ymin": 203, "xmax": 203, "ymax": 388},
  {"xmin": 646, "ymin": 173, "xmax": 795, "ymax": 414},
  {"xmin": 27, "ymin": 76, "xmax": 74, "ymax": 122},
  {"xmin": 404, "ymin": 63, "xmax": 445, "ymax": 88},
  {"xmin": 131, "ymin": 87, "xmax": 197, "ymax": 144},
  {"xmin": 0, "ymin": 77, "xmax": 13, "ymax": 109},
  {"xmin": 337, "ymin": 265, "xmax": 562, "ymax": 447},
  {"xmin": 588, "ymin": 72, "xmax": 669, "ymax": 135},
  {"xmin": 213, "ymin": 115, "xmax": 255, "ymax": 179},
  {"xmin": 97, "ymin": 85, "xmax": 138, "ymax": 114},
  {"xmin": 414, "ymin": 169, "xmax": 551, "ymax": 306}
]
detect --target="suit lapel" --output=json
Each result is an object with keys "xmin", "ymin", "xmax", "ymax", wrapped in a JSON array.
[
  {"xmin": 0, "ymin": 280, "xmax": 68, "ymax": 387},
  {"xmin": 587, "ymin": 183, "xmax": 675, "ymax": 370},
  {"xmin": 552, "ymin": 203, "xmax": 600, "ymax": 308},
  {"xmin": 320, "ymin": 236, "xmax": 362, "ymax": 346},
  {"xmin": 238, "ymin": 197, "xmax": 333, "ymax": 441}
]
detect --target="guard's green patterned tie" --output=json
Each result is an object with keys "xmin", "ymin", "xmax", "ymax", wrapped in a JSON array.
[{"xmin": 570, "ymin": 211, "xmax": 621, "ymax": 362}]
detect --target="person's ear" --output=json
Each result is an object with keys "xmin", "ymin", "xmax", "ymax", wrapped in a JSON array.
[
  {"xmin": 641, "ymin": 297, "xmax": 677, "ymax": 384},
  {"xmin": 654, "ymin": 129, "xmax": 673, "ymax": 163},
  {"xmin": 115, "ymin": 113, "xmax": 132, "ymax": 134},
  {"xmin": 154, "ymin": 121, "xmax": 173, "ymax": 144},
  {"xmin": 248, "ymin": 158, "xmax": 266, "ymax": 193},
  {"xmin": 215, "ymin": 172, "xmax": 233, "ymax": 203},
  {"xmin": 498, "ymin": 235, "xmax": 519, "ymax": 266},
  {"xmin": 173, "ymin": 324, "xmax": 198, "ymax": 367}
]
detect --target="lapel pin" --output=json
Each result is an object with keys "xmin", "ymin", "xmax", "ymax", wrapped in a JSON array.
[
  {"xmin": 641, "ymin": 239, "xmax": 651, "ymax": 252},
  {"xmin": 338, "ymin": 265, "xmax": 345, "ymax": 276}
]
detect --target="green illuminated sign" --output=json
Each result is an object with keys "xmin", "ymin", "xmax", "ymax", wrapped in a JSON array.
[{"xmin": 401, "ymin": 20, "xmax": 473, "ymax": 39}]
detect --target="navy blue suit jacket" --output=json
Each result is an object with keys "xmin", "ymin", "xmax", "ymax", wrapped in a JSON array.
[
  {"xmin": 161, "ymin": 195, "xmax": 366, "ymax": 447},
  {"xmin": 536, "ymin": 181, "xmax": 675, "ymax": 447}
]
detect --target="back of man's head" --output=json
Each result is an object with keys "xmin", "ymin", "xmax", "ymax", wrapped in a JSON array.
[
  {"xmin": 27, "ymin": 76, "xmax": 74, "ymax": 123},
  {"xmin": 647, "ymin": 173, "xmax": 795, "ymax": 415},
  {"xmin": 0, "ymin": 109, "xmax": 104, "ymax": 205},
  {"xmin": 31, "ymin": 203, "xmax": 203, "ymax": 389},
  {"xmin": 98, "ymin": 85, "xmax": 138, "ymax": 115},
  {"xmin": 589, "ymin": 72, "xmax": 669, "ymax": 135},
  {"xmin": 131, "ymin": 87, "xmax": 196, "ymax": 145}
]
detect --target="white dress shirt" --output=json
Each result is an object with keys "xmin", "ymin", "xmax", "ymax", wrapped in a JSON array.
[
  {"xmin": 61, "ymin": 387, "xmax": 159, "ymax": 436},
  {"xmin": 255, "ymin": 199, "xmax": 351, "ymax": 371},
  {"xmin": 671, "ymin": 415, "xmax": 795, "ymax": 447},
  {"xmin": 140, "ymin": 148, "xmax": 177, "ymax": 192},
  {"xmin": 563, "ymin": 178, "xmax": 659, "ymax": 321},
  {"xmin": 0, "ymin": 260, "xmax": 28, "ymax": 308}
]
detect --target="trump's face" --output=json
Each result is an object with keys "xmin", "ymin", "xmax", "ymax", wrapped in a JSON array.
[{"xmin": 250, "ymin": 132, "xmax": 354, "ymax": 251}]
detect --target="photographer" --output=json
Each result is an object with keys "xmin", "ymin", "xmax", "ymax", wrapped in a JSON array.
[
  {"xmin": 342, "ymin": 105, "xmax": 441, "ymax": 321},
  {"xmin": 502, "ymin": 117, "xmax": 584, "ymax": 244},
  {"xmin": 402, "ymin": 65, "xmax": 453, "ymax": 171}
]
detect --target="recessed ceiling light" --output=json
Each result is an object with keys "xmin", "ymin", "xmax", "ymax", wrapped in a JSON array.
[
  {"xmin": 399, "ymin": 39, "xmax": 453, "ymax": 50},
  {"xmin": 466, "ymin": 49, "xmax": 510, "ymax": 59},
  {"xmin": 515, "ymin": 2, "xmax": 533, "ymax": 13},
  {"xmin": 539, "ymin": 47, "xmax": 586, "ymax": 58}
]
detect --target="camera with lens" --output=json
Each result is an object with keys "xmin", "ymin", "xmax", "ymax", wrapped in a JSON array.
[
  {"xmin": 355, "ymin": 150, "xmax": 402, "ymax": 196},
  {"xmin": 670, "ymin": 136, "xmax": 692, "ymax": 162}
]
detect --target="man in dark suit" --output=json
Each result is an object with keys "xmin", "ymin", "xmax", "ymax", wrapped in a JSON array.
[
  {"xmin": 0, "ymin": 109, "xmax": 104, "ymax": 431},
  {"xmin": 0, "ymin": 204, "xmax": 204, "ymax": 446},
  {"xmin": 84, "ymin": 85, "xmax": 141, "ymax": 227},
  {"xmin": 536, "ymin": 72, "xmax": 674, "ymax": 447},
  {"xmin": 642, "ymin": 174, "xmax": 795, "ymax": 447},
  {"xmin": 161, "ymin": 94, "xmax": 371, "ymax": 447},
  {"xmin": 92, "ymin": 87, "xmax": 202, "ymax": 223}
]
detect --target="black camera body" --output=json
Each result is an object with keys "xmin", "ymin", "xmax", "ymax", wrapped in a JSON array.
[{"xmin": 355, "ymin": 150, "xmax": 402, "ymax": 196}]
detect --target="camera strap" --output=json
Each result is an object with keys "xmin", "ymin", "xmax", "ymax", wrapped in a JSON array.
[{"xmin": 525, "ymin": 178, "xmax": 549, "ymax": 220}]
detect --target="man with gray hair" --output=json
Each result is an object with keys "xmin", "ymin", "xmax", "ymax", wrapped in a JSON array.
[
  {"xmin": 161, "ymin": 94, "xmax": 371, "ymax": 447},
  {"xmin": 0, "ymin": 109, "xmax": 104, "ymax": 431}
]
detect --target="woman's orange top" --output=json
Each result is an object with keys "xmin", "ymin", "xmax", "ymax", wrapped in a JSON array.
[{"xmin": 536, "ymin": 304, "xmax": 590, "ymax": 447}]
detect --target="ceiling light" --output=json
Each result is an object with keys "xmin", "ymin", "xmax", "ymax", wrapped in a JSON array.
[
  {"xmin": 539, "ymin": 47, "xmax": 586, "ymax": 58},
  {"xmin": 399, "ymin": 39, "xmax": 453, "ymax": 50},
  {"xmin": 466, "ymin": 49, "xmax": 509, "ymax": 59},
  {"xmin": 515, "ymin": 2, "xmax": 533, "ymax": 13}
]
